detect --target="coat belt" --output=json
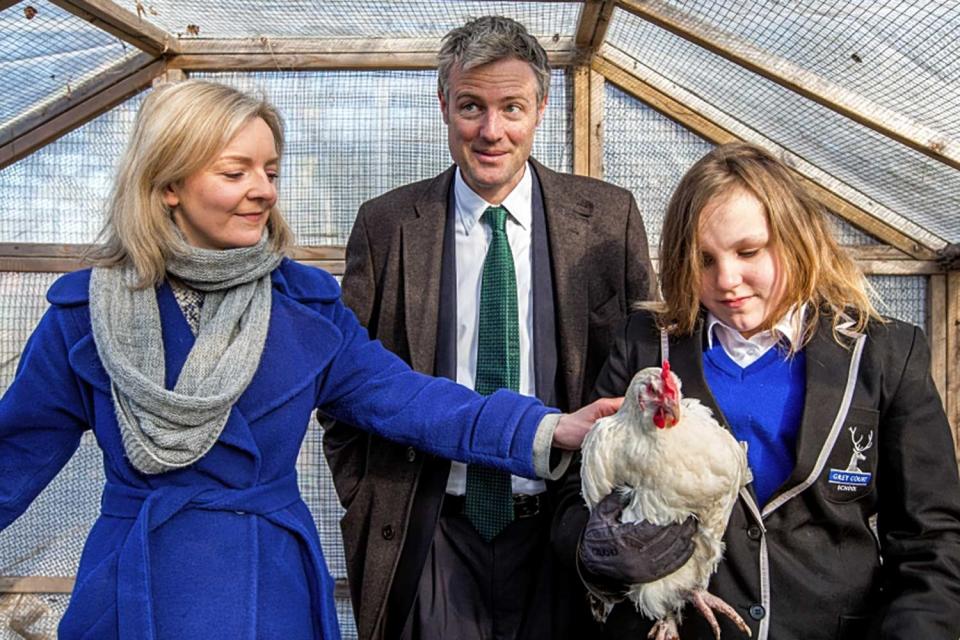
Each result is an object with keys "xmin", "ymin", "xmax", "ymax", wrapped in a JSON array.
[{"xmin": 100, "ymin": 472, "xmax": 339, "ymax": 640}]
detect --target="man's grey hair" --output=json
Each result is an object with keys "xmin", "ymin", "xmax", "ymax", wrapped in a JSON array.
[{"xmin": 438, "ymin": 16, "xmax": 551, "ymax": 104}]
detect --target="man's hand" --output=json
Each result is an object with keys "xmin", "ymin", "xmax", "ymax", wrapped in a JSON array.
[
  {"xmin": 579, "ymin": 492, "xmax": 697, "ymax": 585},
  {"xmin": 552, "ymin": 397, "xmax": 623, "ymax": 450}
]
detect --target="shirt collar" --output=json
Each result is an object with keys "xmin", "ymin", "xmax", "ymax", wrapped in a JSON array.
[
  {"xmin": 454, "ymin": 163, "xmax": 532, "ymax": 235},
  {"xmin": 706, "ymin": 304, "xmax": 806, "ymax": 352}
]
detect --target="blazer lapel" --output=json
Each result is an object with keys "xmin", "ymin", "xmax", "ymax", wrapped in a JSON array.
[
  {"xmin": 533, "ymin": 160, "xmax": 593, "ymax": 407},
  {"xmin": 668, "ymin": 323, "xmax": 725, "ymax": 421},
  {"xmin": 764, "ymin": 315, "xmax": 859, "ymax": 514},
  {"xmin": 401, "ymin": 167, "xmax": 454, "ymax": 374}
]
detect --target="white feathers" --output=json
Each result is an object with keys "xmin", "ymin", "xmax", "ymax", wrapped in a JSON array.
[{"xmin": 581, "ymin": 365, "xmax": 751, "ymax": 630}]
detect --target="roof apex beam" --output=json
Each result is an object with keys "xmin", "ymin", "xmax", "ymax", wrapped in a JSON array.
[
  {"xmin": 617, "ymin": 0, "xmax": 960, "ymax": 171},
  {"xmin": 51, "ymin": 0, "xmax": 179, "ymax": 56},
  {"xmin": 575, "ymin": 1, "xmax": 617, "ymax": 54},
  {"xmin": 169, "ymin": 36, "xmax": 579, "ymax": 71}
]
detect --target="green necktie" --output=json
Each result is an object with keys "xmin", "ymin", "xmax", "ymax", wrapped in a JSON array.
[{"xmin": 464, "ymin": 206, "xmax": 519, "ymax": 541}]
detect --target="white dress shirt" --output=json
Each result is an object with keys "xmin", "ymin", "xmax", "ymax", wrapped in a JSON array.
[
  {"xmin": 446, "ymin": 163, "xmax": 545, "ymax": 496},
  {"xmin": 705, "ymin": 306, "xmax": 806, "ymax": 367}
]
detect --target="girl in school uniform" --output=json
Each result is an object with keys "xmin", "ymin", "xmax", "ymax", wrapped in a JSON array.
[{"xmin": 555, "ymin": 142, "xmax": 960, "ymax": 639}]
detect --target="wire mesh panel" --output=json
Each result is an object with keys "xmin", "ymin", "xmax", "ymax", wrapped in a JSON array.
[
  {"xmin": 0, "ymin": 272, "xmax": 57, "ymax": 389},
  {"xmin": 195, "ymin": 70, "xmax": 572, "ymax": 245},
  {"xmin": 627, "ymin": 0, "xmax": 960, "ymax": 139},
  {"xmin": 603, "ymin": 84, "xmax": 884, "ymax": 250},
  {"xmin": 297, "ymin": 419, "xmax": 358, "ymax": 640},
  {"xmin": 136, "ymin": 0, "xmax": 581, "ymax": 40},
  {"xmin": 0, "ymin": 93, "xmax": 143, "ymax": 244},
  {"xmin": 869, "ymin": 274, "xmax": 928, "ymax": 332},
  {"xmin": 602, "ymin": 83, "xmax": 715, "ymax": 248},
  {"xmin": 605, "ymin": 6, "xmax": 960, "ymax": 244},
  {"xmin": 0, "ymin": 272, "xmax": 96, "ymax": 640},
  {"xmin": 828, "ymin": 214, "xmax": 882, "ymax": 245},
  {"xmin": 0, "ymin": 1, "xmax": 142, "ymax": 133}
]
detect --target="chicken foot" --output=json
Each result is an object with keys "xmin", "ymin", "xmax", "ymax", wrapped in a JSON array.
[
  {"xmin": 690, "ymin": 589, "xmax": 752, "ymax": 639},
  {"xmin": 647, "ymin": 616, "xmax": 680, "ymax": 640}
]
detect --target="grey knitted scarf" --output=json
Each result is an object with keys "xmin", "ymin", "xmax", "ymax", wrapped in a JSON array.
[{"xmin": 89, "ymin": 232, "xmax": 283, "ymax": 474}]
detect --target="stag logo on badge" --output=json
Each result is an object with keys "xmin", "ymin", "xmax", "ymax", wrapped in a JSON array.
[{"xmin": 828, "ymin": 427, "xmax": 873, "ymax": 490}]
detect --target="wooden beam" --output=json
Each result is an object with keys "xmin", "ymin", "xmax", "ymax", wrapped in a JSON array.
[
  {"xmin": 575, "ymin": 1, "xmax": 617, "ymax": 52},
  {"xmin": 168, "ymin": 36, "xmax": 579, "ymax": 71},
  {"xmin": 948, "ymin": 272, "xmax": 960, "ymax": 466},
  {"xmin": 50, "ymin": 0, "xmax": 177, "ymax": 56},
  {"xmin": 0, "ymin": 576, "xmax": 74, "ymax": 594},
  {"xmin": 593, "ymin": 51, "xmax": 941, "ymax": 259},
  {"xmin": 589, "ymin": 69, "xmax": 604, "ymax": 179},
  {"xmin": 0, "ymin": 574, "xmax": 351, "ymax": 598},
  {"xmin": 0, "ymin": 244, "xmax": 347, "ymax": 273},
  {"xmin": 1, "ymin": 52, "xmax": 155, "ymax": 147},
  {"xmin": 0, "ymin": 58, "xmax": 164, "ymax": 170},
  {"xmin": 1, "ymin": 1, "xmax": 22, "ymax": 11},
  {"xmin": 573, "ymin": 66, "xmax": 590, "ymax": 176},
  {"xmin": 617, "ymin": 0, "xmax": 959, "ymax": 172},
  {"xmin": 170, "ymin": 52, "xmax": 438, "ymax": 72},
  {"xmin": 152, "ymin": 68, "xmax": 186, "ymax": 86},
  {"xmin": 929, "ymin": 274, "xmax": 947, "ymax": 404},
  {"xmin": 573, "ymin": 66, "xmax": 605, "ymax": 178}
]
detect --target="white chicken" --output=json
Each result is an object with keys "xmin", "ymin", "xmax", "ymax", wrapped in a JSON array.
[{"xmin": 581, "ymin": 361, "xmax": 753, "ymax": 640}]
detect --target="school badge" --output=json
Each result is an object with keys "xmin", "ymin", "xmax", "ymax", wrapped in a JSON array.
[{"xmin": 828, "ymin": 427, "xmax": 874, "ymax": 491}]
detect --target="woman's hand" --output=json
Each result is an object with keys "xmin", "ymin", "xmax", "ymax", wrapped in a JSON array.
[{"xmin": 552, "ymin": 397, "xmax": 623, "ymax": 450}]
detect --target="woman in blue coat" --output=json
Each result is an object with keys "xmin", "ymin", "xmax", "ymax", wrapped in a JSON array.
[{"xmin": 0, "ymin": 80, "xmax": 616, "ymax": 640}]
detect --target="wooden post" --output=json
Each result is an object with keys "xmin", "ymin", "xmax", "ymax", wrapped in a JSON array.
[
  {"xmin": 572, "ymin": 67, "xmax": 605, "ymax": 178},
  {"xmin": 928, "ymin": 274, "xmax": 947, "ymax": 404},
  {"xmin": 947, "ymin": 272, "xmax": 960, "ymax": 466}
]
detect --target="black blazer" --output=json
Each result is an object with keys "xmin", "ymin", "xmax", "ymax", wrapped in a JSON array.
[{"xmin": 552, "ymin": 310, "xmax": 960, "ymax": 640}]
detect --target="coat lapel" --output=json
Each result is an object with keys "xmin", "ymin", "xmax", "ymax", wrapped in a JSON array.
[
  {"xmin": 401, "ymin": 167, "xmax": 454, "ymax": 374},
  {"xmin": 533, "ymin": 160, "xmax": 593, "ymax": 408}
]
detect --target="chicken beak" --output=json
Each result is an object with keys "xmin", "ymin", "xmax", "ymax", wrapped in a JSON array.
[{"xmin": 654, "ymin": 399, "xmax": 681, "ymax": 429}]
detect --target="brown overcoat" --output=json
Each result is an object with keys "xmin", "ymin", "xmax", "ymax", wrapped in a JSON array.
[{"xmin": 323, "ymin": 159, "xmax": 653, "ymax": 640}]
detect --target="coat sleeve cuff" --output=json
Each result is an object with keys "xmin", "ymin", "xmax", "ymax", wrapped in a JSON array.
[{"xmin": 532, "ymin": 413, "xmax": 572, "ymax": 480}]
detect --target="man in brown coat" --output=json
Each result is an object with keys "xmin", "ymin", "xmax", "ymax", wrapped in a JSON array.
[{"xmin": 324, "ymin": 16, "xmax": 655, "ymax": 640}]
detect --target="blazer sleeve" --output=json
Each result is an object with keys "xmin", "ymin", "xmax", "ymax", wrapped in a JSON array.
[
  {"xmin": 0, "ymin": 306, "xmax": 89, "ymax": 529},
  {"xmin": 322, "ymin": 203, "xmax": 377, "ymax": 509},
  {"xmin": 876, "ymin": 325, "xmax": 960, "ymax": 636}
]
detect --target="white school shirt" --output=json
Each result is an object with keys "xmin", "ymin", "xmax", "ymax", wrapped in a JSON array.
[
  {"xmin": 445, "ymin": 164, "xmax": 545, "ymax": 496},
  {"xmin": 705, "ymin": 306, "xmax": 805, "ymax": 367}
]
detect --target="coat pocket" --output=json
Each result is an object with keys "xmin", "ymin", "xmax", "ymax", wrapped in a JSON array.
[
  {"xmin": 836, "ymin": 614, "xmax": 873, "ymax": 639},
  {"xmin": 822, "ymin": 406, "xmax": 880, "ymax": 504}
]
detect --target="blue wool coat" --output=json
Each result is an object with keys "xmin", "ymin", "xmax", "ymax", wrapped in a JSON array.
[{"xmin": 0, "ymin": 259, "xmax": 551, "ymax": 640}]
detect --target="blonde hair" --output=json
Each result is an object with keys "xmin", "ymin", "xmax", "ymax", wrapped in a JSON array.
[
  {"xmin": 91, "ymin": 80, "xmax": 294, "ymax": 286},
  {"xmin": 655, "ymin": 142, "xmax": 880, "ymax": 349}
]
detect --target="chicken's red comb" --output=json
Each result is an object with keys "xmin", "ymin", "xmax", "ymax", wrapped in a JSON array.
[{"xmin": 661, "ymin": 360, "xmax": 678, "ymax": 398}]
